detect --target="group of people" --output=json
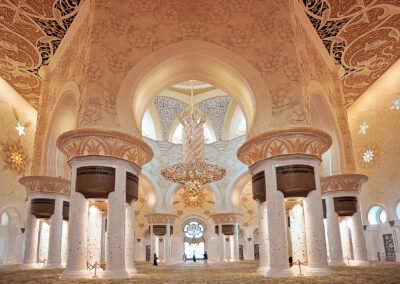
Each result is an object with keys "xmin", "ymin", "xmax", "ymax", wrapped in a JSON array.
[{"xmin": 152, "ymin": 252, "xmax": 208, "ymax": 266}]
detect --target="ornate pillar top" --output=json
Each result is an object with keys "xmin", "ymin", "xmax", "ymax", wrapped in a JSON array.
[
  {"xmin": 19, "ymin": 176, "xmax": 70, "ymax": 196},
  {"xmin": 210, "ymin": 212, "xmax": 242, "ymax": 224},
  {"xmin": 237, "ymin": 127, "xmax": 332, "ymax": 167},
  {"xmin": 321, "ymin": 174, "xmax": 368, "ymax": 194},
  {"xmin": 144, "ymin": 213, "xmax": 179, "ymax": 225},
  {"xmin": 56, "ymin": 128, "xmax": 153, "ymax": 167}
]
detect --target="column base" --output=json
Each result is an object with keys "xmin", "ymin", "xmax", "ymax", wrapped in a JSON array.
[
  {"xmin": 126, "ymin": 267, "xmax": 137, "ymax": 277},
  {"xmin": 350, "ymin": 260, "xmax": 370, "ymax": 266},
  {"xmin": 329, "ymin": 259, "xmax": 346, "ymax": 266},
  {"xmin": 60, "ymin": 268, "xmax": 92, "ymax": 279},
  {"xmin": 45, "ymin": 263, "xmax": 64, "ymax": 269},
  {"xmin": 102, "ymin": 268, "xmax": 129, "ymax": 279},
  {"xmin": 256, "ymin": 266, "xmax": 267, "ymax": 275},
  {"xmin": 19, "ymin": 263, "xmax": 39, "ymax": 269},
  {"xmin": 265, "ymin": 267, "xmax": 294, "ymax": 278},
  {"xmin": 303, "ymin": 265, "xmax": 332, "ymax": 276}
]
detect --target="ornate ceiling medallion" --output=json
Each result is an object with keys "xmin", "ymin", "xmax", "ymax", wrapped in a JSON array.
[{"xmin": 161, "ymin": 81, "xmax": 226, "ymax": 204}]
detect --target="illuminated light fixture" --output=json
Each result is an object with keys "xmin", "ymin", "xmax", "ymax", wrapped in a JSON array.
[
  {"xmin": 11, "ymin": 151, "xmax": 23, "ymax": 165},
  {"xmin": 15, "ymin": 122, "xmax": 25, "ymax": 136},
  {"xmin": 161, "ymin": 81, "xmax": 226, "ymax": 203},
  {"xmin": 359, "ymin": 121, "xmax": 368, "ymax": 135},
  {"xmin": 362, "ymin": 149, "xmax": 374, "ymax": 163}
]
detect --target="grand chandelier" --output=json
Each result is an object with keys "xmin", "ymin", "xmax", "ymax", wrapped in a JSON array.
[{"xmin": 161, "ymin": 81, "xmax": 226, "ymax": 203}]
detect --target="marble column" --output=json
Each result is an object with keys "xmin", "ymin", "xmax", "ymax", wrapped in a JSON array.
[
  {"xmin": 231, "ymin": 224, "xmax": 240, "ymax": 261},
  {"xmin": 303, "ymin": 167, "xmax": 332, "ymax": 276},
  {"xmin": 102, "ymin": 166, "xmax": 129, "ymax": 279},
  {"xmin": 289, "ymin": 204, "xmax": 307, "ymax": 267},
  {"xmin": 150, "ymin": 225, "xmax": 155, "ymax": 260},
  {"xmin": 125, "ymin": 199, "xmax": 137, "ymax": 276},
  {"xmin": 46, "ymin": 197, "xmax": 64, "ymax": 268},
  {"xmin": 165, "ymin": 225, "xmax": 171, "ymax": 264},
  {"xmin": 61, "ymin": 166, "xmax": 91, "ymax": 279},
  {"xmin": 340, "ymin": 219, "xmax": 353, "ymax": 263},
  {"xmin": 325, "ymin": 196, "xmax": 345, "ymax": 266},
  {"xmin": 350, "ymin": 211, "xmax": 370, "ymax": 266},
  {"xmin": 244, "ymin": 230, "xmax": 255, "ymax": 260},
  {"xmin": 20, "ymin": 198, "xmax": 39, "ymax": 269},
  {"xmin": 263, "ymin": 164, "xmax": 293, "ymax": 278},
  {"xmin": 257, "ymin": 201, "xmax": 268, "ymax": 274},
  {"xmin": 218, "ymin": 224, "xmax": 226, "ymax": 261},
  {"xmin": 87, "ymin": 205, "xmax": 102, "ymax": 265}
]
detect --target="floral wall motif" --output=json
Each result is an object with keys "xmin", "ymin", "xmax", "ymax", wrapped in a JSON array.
[
  {"xmin": 239, "ymin": 181, "xmax": 257, "ymax": 230},
  {"xmin": 300, "ymin": 0, "xmax": 400, "ymax": 106},
  {"xmin": 0, "ymin": 0, "xmax": 85, "ymax": 108},
  {"xmin": 134, "ymin": 187, "xmax": 150, "ymax": 239},
  {"xmin": 348, "ymin": 59, "xmax": 400, "ymax": 222},
  {"xmin": 0, "ymin": 78, "xmax": 37, "ymax": 225}
]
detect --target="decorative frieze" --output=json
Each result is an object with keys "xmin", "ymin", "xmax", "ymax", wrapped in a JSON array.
[
  {"xmin": 320, "ymin": 174, "xmax": 368, "ymax": 194},
  {"xmin": 56, "ymin": 128, "xmax": 153, "ymax": 167},
  {"xmin": 237, "ymin": 127, "xmax": 332, "ymax": 167},
  {"xmin": 210, "ymin": 212, "xmax": 242, "ymax": 224},
  {"xmin": 145, "ymin": 213, "xmax": 178, "ymax": 225},
  {"xmin": 20, "ymin": 176, "xmax": 70, "ymax": 196}
]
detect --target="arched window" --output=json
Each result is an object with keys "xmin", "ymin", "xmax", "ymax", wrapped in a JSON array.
[
  {"xmin": 184, "ymin": 221, "xmax": 204, "ymax": 239},
  {"xmin": 183, "ymin": 220, "xmax": 205, "ymax": 258},
  {"xmin": 396, "ymin": 202, "xmax": 400, "ymax": 220},
  {"xmin": 368, "ymin": 205, "xmax": 387, "ymax": 225},
  {"xmin": 171, "ymin": 123, "xmax": 216, "ymax": 144},
  {"xmin": 1, "ymin": 211, "xmax": 9, "ymax": 226}
]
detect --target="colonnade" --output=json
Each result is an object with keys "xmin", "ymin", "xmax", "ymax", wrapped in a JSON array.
[
  {"xmin": 19, "ymin": 176, "xmax": 70, "ymax": 269},
  {"xmin": 321, "ymin": 174, "xmax": 370, "ymax": 266}
]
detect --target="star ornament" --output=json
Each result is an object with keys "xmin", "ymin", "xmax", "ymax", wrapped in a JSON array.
[
  {"xmin": 359, "ymin": 121, "xmax": 369, "ymax": 135},
  {"xmin": 15, "ymin": 122, "xmax": 25, "ymax": 136},
  {"xmin": 11, "ymin": 151, "xmax": 23, "ymax": 165}
]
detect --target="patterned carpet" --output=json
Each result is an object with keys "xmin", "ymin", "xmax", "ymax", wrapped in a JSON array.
[{"xmin": 0, "ymin": 261, "xmax": 400, "ymax": 283}]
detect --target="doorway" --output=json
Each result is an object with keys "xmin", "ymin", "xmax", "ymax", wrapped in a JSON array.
[{"xmin": 183, "ymin": 220, "xmax": 205, "ymax": 259}]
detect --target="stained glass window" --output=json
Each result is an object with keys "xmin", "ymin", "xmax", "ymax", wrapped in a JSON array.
[{"xmin": 184, "ymin": 221, "xmax": 204, "ymax": 239}]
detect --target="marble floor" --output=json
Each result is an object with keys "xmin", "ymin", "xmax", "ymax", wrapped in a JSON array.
[{"xmin": 1, "ymin": 261, "xmax": 400, "ymax": 283}]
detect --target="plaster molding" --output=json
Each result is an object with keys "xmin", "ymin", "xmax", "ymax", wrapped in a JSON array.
[
  {"xmin": 19, "ymin": 176, "xmax": 70, "ymax": 196},
  {"xmin": 145, "ymin": 213, "xmax": 179, "ymax": 225},
  {"xmin": 56, "ymin": 128, "xmax": 153, "ymax": 167},
  {"xmin": 210, "ymin": 212, "xmax": 242, "ymax": 224},
  {"xmin": 237, "ymin": 127, "xmax": 332, "ymax": 167},
  {"xmin": 320, "ymin": 174, "xmax": 368, "ymax": 194}
]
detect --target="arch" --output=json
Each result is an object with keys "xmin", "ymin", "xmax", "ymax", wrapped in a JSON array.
[
  {"xmin": 0, "ymin": 207, "xmax": 21, "ymax": 227},
  {"xmin": 226, "ymin": 170, "xmax": 252, "ymax": 212},
  {"xmin": 139, "ymin": 171, "xmax": 163, "ymax": 213},
  {"xmin": 165, "ymin": 182, "xmax": 222, "ymax": 213},
  {"xmin": 42, "ymin": 82, "xmax": 79, "ymax": 177},
  {"xmin": 116, "ymin": 40, "xmax": 271, "ymax": 138},
  {"xmin": 307, "ymin": 80, "xmax": 345, "ymax": 175}
]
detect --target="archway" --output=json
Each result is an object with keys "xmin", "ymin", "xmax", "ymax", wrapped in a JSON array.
[
  {"xmin": 183, "ymin": 220, "xmax": 206, "ymax": 260},
  {"xmin": 117, "ymin": 40, "xmax": 271, "ymax": 139},
  {"xmin": 42, "ymin": 83, "xmax": 78, "ymax": 177}
]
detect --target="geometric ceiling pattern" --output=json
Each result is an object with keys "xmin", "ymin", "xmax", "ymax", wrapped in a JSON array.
[
  {"xmin": 0, "ymin": 0, "xmax": 84, "ymax": 108},
  {"xmin": 301, "ymin": 0, "xmax": 400, "ymax": 106},
  {"xmin": 197, "ymin": 97, "xmax": 232, "ymax": 139}
]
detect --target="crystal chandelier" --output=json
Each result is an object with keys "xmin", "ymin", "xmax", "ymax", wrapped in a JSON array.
[{"xmin": 161, "ymin": 81, "xmax": 226, "ymax": 203}]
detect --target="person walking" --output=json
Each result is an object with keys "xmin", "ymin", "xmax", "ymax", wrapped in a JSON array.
[
  {"xmin": 203, "ymin": 251, "xmax": 208, "ymax": 265},
  {"xmin": 153, "ymin": 253, "xmax": 158, "ymax": 266}
]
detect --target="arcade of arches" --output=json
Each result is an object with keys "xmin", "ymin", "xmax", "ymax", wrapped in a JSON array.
[{"xmin": 0, "ymin": 0, "xmax": 400, "ymax": 282}]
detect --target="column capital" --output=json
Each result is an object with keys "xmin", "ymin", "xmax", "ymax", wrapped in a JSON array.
[
  {"xmin": 210, "ymin": 212, "xmax": 242, "ymax": 224},
  {"xmin": 145, "ymin": 213, "xmax": 178, "ymax": 225},
  {"xmin": 56, "ymin": 128, "xmax": 153, "ymax": 167},
  {"xmin": 237, "ymin": 127, "xmax": 332, "ymax": 167},
  {"xmin": 320, "ymin": 174, "xmax": 368, "ymax": 194},
  {"xmin": 20, "ymin": 176, "xmax": 70, "ymax": 196}
]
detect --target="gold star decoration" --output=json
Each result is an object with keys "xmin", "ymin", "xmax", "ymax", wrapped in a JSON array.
[{"xmin": 11, "ymin": 151, "xmax": 23, "ymax": 165}]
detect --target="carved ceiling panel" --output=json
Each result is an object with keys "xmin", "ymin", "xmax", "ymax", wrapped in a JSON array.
[
  {"xmin": 301, "ymin": 0, "xmax": 400, "ymax": 106},
  {"xmin": 0, "ymin": 0, "xmax": 84, "ymax": 108}
]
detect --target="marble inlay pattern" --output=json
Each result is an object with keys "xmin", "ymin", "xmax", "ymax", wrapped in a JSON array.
[
  {"xmin": 153, "ymin": 97, "xmax": 188, "ymax": 139},
  {"xmin": 197, "ymin": 97, "xmax": 232, "ymax": 139}
]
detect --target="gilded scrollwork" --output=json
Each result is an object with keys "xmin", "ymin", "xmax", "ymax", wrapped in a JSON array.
[
  {"xmin": 19, "ymin": 175, "xmax": 70, "ymax": 195},
  {"xmin": 320, "ymin": 174, "xmax": 368, "ymax": 194}
]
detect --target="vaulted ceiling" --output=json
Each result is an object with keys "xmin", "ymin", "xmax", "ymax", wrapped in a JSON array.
[
  {"xmin": 0, "ymin": 0, "xmax": 399, "ymax": 109},
  {"xmin": 301, "ymin": 0, "xmax": 400, "ymax": 106},
  {"xmin": 0, "ymin": 0, "xmax": 84, "ymax": 108}
]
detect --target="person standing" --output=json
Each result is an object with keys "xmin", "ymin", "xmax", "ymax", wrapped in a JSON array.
[
  {"xmin": 193, "ymin": 253, "xmax": 196, "ymax": 263},
  {"xmin": 183, "ymin": 253, "xmax": 187, "ymax": 263},
  {"xmin": 203, "ymin": 251, "xmax": 208, "ymax": 265},
  {"xmin": 153, "ymin": 253, "xmax": 158, "ymax": 266}
]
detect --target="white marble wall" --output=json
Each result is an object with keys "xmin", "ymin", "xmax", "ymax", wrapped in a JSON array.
[
  {"xmin": 289, "ymin": 204, "xmax": 307, "ymax": 263},
  {"xmin": 340, "ymin": 219, "xmax": 353, "ymax": 261},
  {"xmin": 38, "ymin": 221, "xmax": 50, "ymax": 264}
]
